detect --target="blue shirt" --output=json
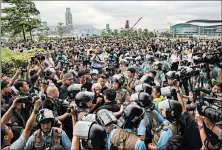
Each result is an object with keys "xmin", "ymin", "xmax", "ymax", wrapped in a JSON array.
[
  {"xmin": 25, "ymin": 129, "xmax": 71, "ymax": 150},
  {"xmin": 156, "ymin": 128, "xmax": 172, "ymax": 149},
  {"xmin": 107, "ymin": 129, "xmax": 147, "ymax": 150}
]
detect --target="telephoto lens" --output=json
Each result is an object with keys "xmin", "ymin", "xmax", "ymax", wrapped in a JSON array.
[{"xmin": 203, "ymin": 106, "xmax": 222, "ymax": 123}]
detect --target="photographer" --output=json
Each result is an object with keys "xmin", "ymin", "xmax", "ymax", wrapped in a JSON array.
[
  {"xmin": 91, "ymin": 46, "xmax": 105, "ymax": 74},
  {"xmin": 29, "ymin": 74, "xmax": 41, "ymax": 94},
  {"xmin": 13, "ymin": 80, "xmax": 32, "ymax": 122},
  {"xmin": 43, "ymin": 85, "xmax": 70, "ymax": 122},
  {"xmin": 173, "ymin": 79, "xmax": 203, "ymax": 149},
  {"xmin": 59, "ymin": 72, "xmax": 74, "ymax": 100},
  {"xmin": 1, "ymin": 97, "xmax": 42, "ymax": 150}
]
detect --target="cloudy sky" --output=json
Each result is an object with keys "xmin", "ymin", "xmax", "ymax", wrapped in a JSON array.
[{"xmin": 3, "ymin": 1, "xmax": 222, "ymax": 30}]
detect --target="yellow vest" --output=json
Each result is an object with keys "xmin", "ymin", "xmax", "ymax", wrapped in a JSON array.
[{"xmin": 154, "ymin": 96, "xmax": 166, "ymax": 104}]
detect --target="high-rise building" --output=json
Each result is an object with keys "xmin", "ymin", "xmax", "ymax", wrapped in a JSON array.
[
  {"xmin": 106, "ymin": 24, "xmax": 110, "ymax": 31},
  {"xmin": 125, "ymin": 20, "xmax": 129, "ymax": 29},
  {"xmin": 42, "ymin": 21, "xmax": 47, "ymax": 28},
  {"xmin": 65, "ymin": 8, "xmax": 73, "ymax": 31}
]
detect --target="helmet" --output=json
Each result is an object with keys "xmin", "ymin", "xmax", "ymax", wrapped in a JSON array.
[
  {"xmin": 140, "ymin": 74, "xmax": 155, "ymax": 86},
  {"xmin": 166, "ymin": 71, "xmax": 177, "ymax": 80},
  {"xmin": 36, "ymin": 109, "xmax": 55, "ymax": 125},
  {"xmin": 111, "ymin": 74, "xmax": 125, "ymax": 86},
  {"xmin": 118, "ymin": 104, "xmax": 144, "ymax": 128},
  {"xmin": 158, "ymin": 100, "xmax": 182, "ymax": 120},
  {"xmin": 75, "ymin": 91, "xmax": 94, "ymax": 108},
  {"xmin": 74, "ymin": 121, "xmax": 107, "ymax": 149},
  {"xmin": 135, "ymin": 83, "xmax": 152, "ymax": 95},
  {"xmin": 43, "ymin": 68, "xmax": 55, "ymax": 78},
  {"xmin": 96, "ymin": 109, "xmax": 117, "ymax": 126},
  {"xmin": 67, "ymin": 84, "xmax": 82, "ymax": 99},
  {"xmin": 131, "ymin": 92, "xmax": 153, "ymax": 108}
]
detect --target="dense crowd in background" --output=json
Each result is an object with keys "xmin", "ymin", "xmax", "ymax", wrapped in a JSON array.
[{"xmin": 1, "ymin": 37, "xmax": 222, "ymax": 150}]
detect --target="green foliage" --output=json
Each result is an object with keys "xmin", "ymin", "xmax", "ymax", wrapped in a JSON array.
[
  {"xmin": 57, "ymin": 22, "xmax": 65, "ymax": 38},
  {"xmin": 1, "ymin": 48, "xmax": 45, "ymax": 76},
  {"xmin": 1, "ymin": 0, "xmax": 41, "ymax": 42}
]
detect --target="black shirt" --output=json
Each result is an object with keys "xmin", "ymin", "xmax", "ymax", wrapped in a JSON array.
[
  {"xmin": 101, "ymin": 86, "xmax": 108, "ymax": 94},
  {"xmin": 59, "ymin": 83, "xmax": 69, "ymax": 100},
  {"xmin": 91, "ymin": 94, "xmax": 104, "ymax": 112},
  {"xmin": 82, "ymin": 82, "xmax": 93, "ymax": 91},
  {"xmin": 179, "ymin": 111, "xmax": 202, "ymax": 149},
  {"xmin": 96, "ymin": 101, "xmax": 120, "ymax": 113}
]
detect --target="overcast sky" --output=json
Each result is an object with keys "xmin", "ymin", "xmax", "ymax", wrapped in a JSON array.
[{"xmin": 3, "ymin": 1, "xmax": 222, "ymax": 30}]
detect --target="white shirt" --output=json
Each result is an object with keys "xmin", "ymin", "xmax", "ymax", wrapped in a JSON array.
[{"xmin": 170, "ymin": 54, "xmax": 179, "ymax": 63}]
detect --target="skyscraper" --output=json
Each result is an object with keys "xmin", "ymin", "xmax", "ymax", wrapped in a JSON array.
[
  {"xmin": 106, "ymin": 24, "xmax": 110, "ymax": 31},
  {"xmin": 65, "ymin": 8, "xmax": 73, "ymax": 31},
  {"xmin": 125, "ymin": 20, "xmax": 129, "ymax": 29},
  {"xmin": 42, "ymin": 21, "xmax": 47, "ymax": 28}
]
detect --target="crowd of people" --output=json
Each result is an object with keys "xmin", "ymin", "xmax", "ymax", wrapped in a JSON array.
[{"xmin": 1, "ymin": 37, "xmax": 222, "ymax": 150}]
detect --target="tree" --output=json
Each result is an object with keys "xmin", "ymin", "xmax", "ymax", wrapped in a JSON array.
[
  {"xmin": 26, "ymin": 18, "xmax": 41, "ymax": 41},
  {"xmin": 101, "ymin": 29, "xmax": 107, "ymax": 38},
  {"xmin": 1, "ymin": 0, "xmax": 41, "ymax": 42},
  {"xmin": 138, "ymin": 28, "xmax": 143, "ymax": 37},
  {"xmin": 114, "ymin": 29, "xmax": 119, "ymax": 37},
  {"xmin": 57, "ymin": 22, "xmax": 65, "ymax": 38},
  {"xmin": 134, "ymin": 30, "xmax": 138, "ymax": 37},
  {"xmin": 143, "ymin": 28, "xmax": 149, "ymax": 37},
  {"xmin": 149, "ymin": 32, "xmax": 154, "ymax": 37},
  {"xmin": 36, "ymin": 24, "xmax": 49, "ymax": 41}
]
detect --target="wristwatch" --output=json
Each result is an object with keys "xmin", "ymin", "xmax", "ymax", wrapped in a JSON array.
[
  {"xmin": 198, "ymin": 125, "xmax": 204, "ymax": 130},
  {"xmin": 33, "ymin": 109, "xmax": 39, "ymax": 114}
]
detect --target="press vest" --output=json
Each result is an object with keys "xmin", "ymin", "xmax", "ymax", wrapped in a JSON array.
[
  {"xmin": 34, "ymin": 127, "xmax": 62, "ymax": 150},
  {"xmin": 152, "ymin": 122, "xmax": 178, "ymax": 145},
  {"xmin": 111, "ymin": 129, "xmax": 140, "ymax": 150}
]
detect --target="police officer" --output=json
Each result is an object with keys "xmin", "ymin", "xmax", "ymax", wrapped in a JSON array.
[
  {"xmin": 74, "ymin": 91, "xmax": 96, "ymax": 121},
  {"xmin": 111, "ymin": 74, "xmax": 130, "ymax": 105},
  {"xmin": 134, "ymin": 83, "xmax": 152, "ymax": 95},
  {"xmin": 131, "ymin": 92, "xmax": 165, "ymax": 142},
  {"xmin": 148, "ymin": 100, "xmax": 182, "ymax": 150},
  {"xmin": 72, "ymin": 121, "xmax": 107, "ymax": 150},
  {"xmin": 140, "ymin": 74, "xmax": 155, "ymax": 86},
  {"xmin": 107, "ymin": 104, "xmax": 147, "ymax": 150},
  {"xmin": 25, "ymin": 109, "xmax": 71, "ymax": 150}
]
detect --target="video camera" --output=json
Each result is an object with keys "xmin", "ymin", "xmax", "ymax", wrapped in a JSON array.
[
  {"xmin": 193, "ymin": 47, "xmax": 221, "ymax": 65},
  {"xmin": 166, "ymin": 67, "xmax": 200, "ymax": 80},
  {"xmin": 186, "ymin": 88, "xmax": 222, "ymax": 123}
]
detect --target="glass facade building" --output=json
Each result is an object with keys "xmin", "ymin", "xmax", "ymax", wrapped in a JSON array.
[{"xmin": 171, "ymin": 20, "xmax": 222, "ymax": 36}]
